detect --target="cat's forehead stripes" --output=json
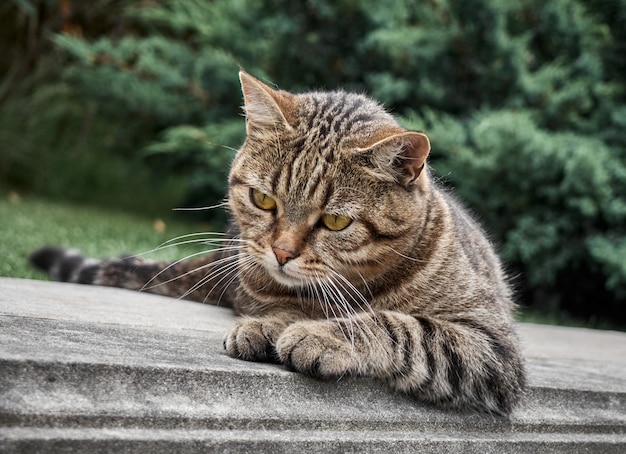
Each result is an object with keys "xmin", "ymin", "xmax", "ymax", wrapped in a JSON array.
[
  {"xmin": 270, "ymin": 91, "xmax": 395, "ymax": 209},
  {"xmin": 298, "ymin": 92, "xmax": 392, "ymax": 150}
]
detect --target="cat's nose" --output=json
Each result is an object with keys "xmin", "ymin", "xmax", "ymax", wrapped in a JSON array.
[{"xmin": 272, "ymin": 247, "xmax": 298, "ymax": 266}]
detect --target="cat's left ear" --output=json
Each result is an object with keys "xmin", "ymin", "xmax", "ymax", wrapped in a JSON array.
[
  {"xmin": 239, "ymin": 70, "xmax": 296, "ymax": 136},
  {"xmin": 357, "ymin": 131, "xmax": 431, "ymax": 187}
]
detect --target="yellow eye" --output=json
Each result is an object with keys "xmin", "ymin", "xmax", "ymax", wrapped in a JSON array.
[
  {"xmin": 251, "ymin": 188, "xmax": 277, "ymax": 211},
  {"xmin": 321, "ymin": 213, "xmax": 352, "ymax": 231}
]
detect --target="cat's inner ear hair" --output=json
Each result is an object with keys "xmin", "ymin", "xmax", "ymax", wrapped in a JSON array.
[
  {"xmin": 355, "ymin": 131, "xmax": 431, "ymax": 187},
  {"xmin": 239, "ymin": 70, "xmax": 297, "ymax": 135},
  {"xmin": 398, "ymin": 131, "xmax": 431, "ymax": 185}
]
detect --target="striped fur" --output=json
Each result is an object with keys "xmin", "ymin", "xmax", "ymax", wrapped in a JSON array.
[{"xmin": 30, "ymin": 71, "xmax": 525, "ymax": 415}]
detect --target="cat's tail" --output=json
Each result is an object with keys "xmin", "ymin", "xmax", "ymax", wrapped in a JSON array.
[
  {"xmin": 29, "ymin": 246, "xmax": 101, "ymax": 285},
  {"xmin": 29, "ymin": 246, "xmax": 167, "ymax": 292},
  {"xmin": 28, "ymin": 245, "xmax": 237, "ymax": 306}
]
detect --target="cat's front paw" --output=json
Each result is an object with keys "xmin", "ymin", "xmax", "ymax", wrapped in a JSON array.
[
  {"xmin": 275, "ymin": 322, "xmax": 358, "ymax": 378},
  {"xmin": 223, "ymin": 317, "xmax": 286, "ymax": 363}
]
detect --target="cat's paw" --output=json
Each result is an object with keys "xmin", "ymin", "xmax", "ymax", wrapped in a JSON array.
[
  {"xmin": 223, "ymin": 317, "xmax": 286, "ymax": 363},
  {"xmin": 275, "ymin": 322, "xmax": 358, "ymax": 378}
]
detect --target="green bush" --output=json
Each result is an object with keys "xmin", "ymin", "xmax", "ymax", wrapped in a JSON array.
[
  {"xmin": 404, "ymin": 109, "xmax": 626, "ymax": 322},
  {"xmin": 0, "ymin": 0, "xmax": 189, "ymax": 217}
]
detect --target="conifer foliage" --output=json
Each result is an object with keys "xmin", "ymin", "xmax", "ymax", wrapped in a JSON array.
[{"xmin": 2, "ymin": 0, "xmax": 625, "ymax": 326}]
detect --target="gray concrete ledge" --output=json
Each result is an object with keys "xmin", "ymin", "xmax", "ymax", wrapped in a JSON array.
[{"xmin": 1, "ymin": 277, "xmax": 625, "ymax": 453}]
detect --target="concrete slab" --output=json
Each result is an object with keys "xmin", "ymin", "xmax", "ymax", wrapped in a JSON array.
[{"xmin": 1, "ymin": 277, "xmax": 625, "ymax": 452}]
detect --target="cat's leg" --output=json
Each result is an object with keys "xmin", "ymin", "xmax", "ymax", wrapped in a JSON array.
[
  {"xmin": 28, "ymin": 246, "xmax": 239, "ymax": 305},
  {"xmin": 274, "ymin": 311, "xmax": 525, "ymax": 415}
]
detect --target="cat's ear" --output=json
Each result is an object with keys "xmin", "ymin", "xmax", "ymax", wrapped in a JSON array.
[
  {"xmin": 239, "ymin": 70, "xmax": 296, "ymax": 136},
  {"xmin": 357, "ymin": 131, "xmax": 431, "ymax": 187}
]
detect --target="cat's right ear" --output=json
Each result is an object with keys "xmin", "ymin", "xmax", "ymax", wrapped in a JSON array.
[
  {"xmin": 355, "ymin": 130, "xmax": 430, "ymax": 188},
  {"xmin": 239, "ymin": 70, "xmax": 296, "ymax": 136}
]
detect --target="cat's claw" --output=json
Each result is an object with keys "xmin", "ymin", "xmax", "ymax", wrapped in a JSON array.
[
  {"xmin": 276, "ymin": 323, "xmax": 358, "ymax": 378},
  {"xmin": 223, "ymin": 318, "xmax": 285, "ymax": 363}
]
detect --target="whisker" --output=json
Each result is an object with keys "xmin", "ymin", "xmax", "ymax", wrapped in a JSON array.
[
  {"xmin": 180, "ymin": 257, "xmax": 240, "ymax": 300},
  {"xmin": 141, "ymin": 249, "xmax": 243, "ymax": 291},
  {"xmin": 326, "ymin": 271, "xmax": 389, "ymax": 353},
  {"xmin": 328, "ymin": 270, "xmax": 371, "ymax": 311},
  {"xmin": 190, "ymin": 257, "xmax": 249, "ymax": 302},
  {"xmin": 140, "ymin": 249, "xmax": 217, "ymax": 290},
  {"xmin": 213, "ymin": 256, "xmax": 260, "ymax": 305},
  {"xmin": 218, "ymin": 143, "xmax": 239, "ymax": 153},
  {"xmin": 330, "ymin": 274, "xmax": 372, "ymax": 352},
  {"xmin": 323, "ymin": 275, "xmax": 357, "ymax": 350},
  {"xmin": 140, "ymin": 240, "xmax": 246, "ymax": 257},
  {"xmin": 358, "ymin": 272, "xmax": 375, "ymax": 301},
  {"xmin": 387, "ymin": 246, "xmax": 426, "ymax": 263},
  {"xmin": 314, "ymin": 272, "xmax": 351, "ymax": 344},
  {"xmin": 173, "ymin": 201, "xmax": 229, "ymax": 211},
  {"xmin": 304, "ymin": 276, "xmax": 323, "ymax": 318},
  {"xmin": 329, "ymin": 271, "xmax": 382, "ymax": 335},
  {"xmin": 309, "ymin": 274, "xmax": 329, "ymax": 320},
  {"xmin": 160, "ymin": 231, "xmax": 231, "ymax": 244},
  {"xmin": 129, "ymin": 232, "xmax": 245, "ymax": 259},
  {"xmin": 175, "ymin": 253, "xmax": 247, "ymax": 298}
]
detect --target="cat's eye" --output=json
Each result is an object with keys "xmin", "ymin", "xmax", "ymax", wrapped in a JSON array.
[
  {"xmin": 251, "ymin": 188, "xmax": 277, "ymax": 211},
  {"xmin": 321, "ymin": 213, "xmax": 352, "ymax": 231}
]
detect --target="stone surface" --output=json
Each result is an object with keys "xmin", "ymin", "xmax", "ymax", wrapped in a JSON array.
[{"xmin": 0, "ymin": 277, "xmax": 625, "ymax": 452}]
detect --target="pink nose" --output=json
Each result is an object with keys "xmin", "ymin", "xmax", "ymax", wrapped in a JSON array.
[{"xmin": 272, "ymin": 247, "xmax": 298, "ymax": 266}]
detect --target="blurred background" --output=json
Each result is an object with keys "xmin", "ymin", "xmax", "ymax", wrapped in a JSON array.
[{"xmin": 1, "ymin": 0, "xmax": 624, "ymax": 329}]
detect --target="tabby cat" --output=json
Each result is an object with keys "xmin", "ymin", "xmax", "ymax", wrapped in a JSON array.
[{"xmin": 30, "ymin": 71, "xmax": 526, "ymax": 415}]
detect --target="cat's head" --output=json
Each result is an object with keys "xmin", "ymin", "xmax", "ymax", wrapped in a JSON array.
[{"xmin": 228, "ymin": 71, "xmax": 431, "ymax": 291}]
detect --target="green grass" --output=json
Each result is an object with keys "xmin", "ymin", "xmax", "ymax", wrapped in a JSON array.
[{"xmin": 0, "ymin": 194, "xmax": 218, "ymax": 280}]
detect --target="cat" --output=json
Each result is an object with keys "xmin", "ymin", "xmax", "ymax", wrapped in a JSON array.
[{"xmin": 30, "ymin": 70, "xmax": 526, "ymax": 415}]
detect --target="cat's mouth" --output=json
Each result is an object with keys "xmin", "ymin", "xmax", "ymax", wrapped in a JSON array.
[
  {"xmin": 260, "ymin": 252, "xmax": 308, "ymax": 288},
  {"xmin": 268, "ymin": 263, "xmax": 306, "ymax": 287}
]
